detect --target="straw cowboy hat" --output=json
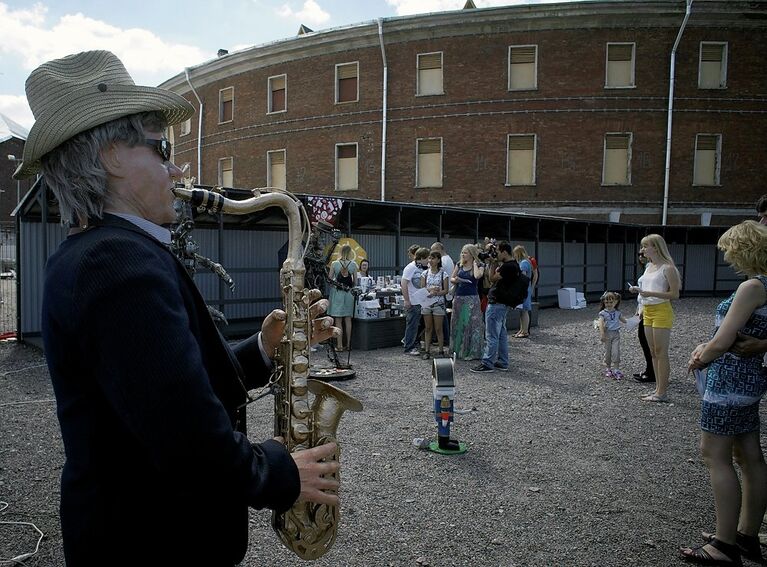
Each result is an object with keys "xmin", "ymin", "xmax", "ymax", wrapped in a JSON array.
[{"xmin": 13, "ymin": 50, "xmax": 195, "ymax": 179}]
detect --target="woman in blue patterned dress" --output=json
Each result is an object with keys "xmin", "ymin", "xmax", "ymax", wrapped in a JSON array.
[
  {"xmin": 681, "ymin": 221, "xmax": 767, "ymax": 566},
  {"xmin": 450, "ymin": 244, "xmax": 485, "ymax": 360}
]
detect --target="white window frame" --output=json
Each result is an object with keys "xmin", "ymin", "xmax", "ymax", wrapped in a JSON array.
[
  {"xmin": 179, "ymin": 118, "xmax": 191, "ymax": 136},
  {"xmin": 267, "ymin": 149, "xmax": 286, "ymax": 188},
  {"xmin": 601, "ymin": 132, "xmax": 633, "ymax": 186},
  {"xmin": 218, "ymin": 86, "xmax": 234, "ymax": 124},
  {"xmin": 693, "ymin": 133, "xmax": 722, "ymax": 186},
  {"xmin": 415, "ymin": 137, "xmax": 443, "ymax": 189},
  {"xmin": 505, "ymin": 134, "xmax": 537, "ymax": 186},
  {"xmin": 267, "ymin": 74, "xmax": 287, "ymax": 114},
  {"xmin": 604, "ymin": 42, "xmax": 636, "ymax": 89},
  {"xmin": 334, "ymin": 142, "xmax": 359, "ymax": 191},
  {"xmin": 218, "ymin": 156, "xmax": 233, "ymax": 187},
  {"xmin": 335, "ymin": 61, "xmax": 359, "ymax": 104},
  {"xmin": 416, "ymin": 51, "xmax": 444, "ymax": 97},
  {"xmin": 507, "ymin": 44, "xmax": 538, "ymax": 91},
  {"xmin": 698, "ymin": 41, "xmax": 728, "ymax": 89}
]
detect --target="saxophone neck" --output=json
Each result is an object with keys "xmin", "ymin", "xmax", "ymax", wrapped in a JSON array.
[{"xmin": 172, "ymin": 185, "xmax": 306, "ymax": 269}]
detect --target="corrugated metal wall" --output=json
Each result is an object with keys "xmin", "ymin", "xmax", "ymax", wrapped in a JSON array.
[{"xmin": 20, "ymin": 221, "xmax": 67, "ymax": 334}]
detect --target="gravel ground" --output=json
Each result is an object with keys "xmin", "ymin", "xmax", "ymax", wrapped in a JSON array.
[{"xmin": 2, "ymin": 296, "xmax": 766, "ymax": 567}]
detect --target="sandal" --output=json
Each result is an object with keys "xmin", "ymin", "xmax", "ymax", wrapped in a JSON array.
[
  {"xmin": 513, "ymin": 332, "xmax": 530, "ymax": 338},
  {"xmin": 641, "ymin": 393, "xmax": 669, "ymax": 403},
  {"xmin": 680, "ymin": 538, "xmax": 742, "ymax": 566},
  {"xmin": 701, "ymin": 531, "xmax": 763, "ymax": 562}
]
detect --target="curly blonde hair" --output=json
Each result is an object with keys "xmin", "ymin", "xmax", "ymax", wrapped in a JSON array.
[{"xmin": 718, "ymin": 220, "xmax": 767, "ymax": 276}]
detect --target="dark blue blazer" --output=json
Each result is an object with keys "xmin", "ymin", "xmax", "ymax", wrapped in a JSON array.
[{"xmin": 42, "ymin": 214, "xmax": 299, "ymax": 566}]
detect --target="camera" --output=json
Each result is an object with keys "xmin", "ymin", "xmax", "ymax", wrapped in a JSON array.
[{"xmin": 478, "ymin": 245, "xmax": 497, "ymax": 263}]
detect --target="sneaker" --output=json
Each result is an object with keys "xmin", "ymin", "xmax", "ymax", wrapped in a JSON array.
[
  {"xmin": 470, "ymin": 364, "xmax": 494, "ymax": 373},
  {"xmin": 405, "ymin": 348, "xmax": 421, "ymax": 356},
  {"xmin": 612, "ymin": 370, "xmax": 624, "ymax": 380},
  {"xmin": 604, "ymin": 369, "xmax": 614, "ymax": 378},
  {"xmin": 493, "ymin": 363, "xmax": 509, "ymax": 371}
]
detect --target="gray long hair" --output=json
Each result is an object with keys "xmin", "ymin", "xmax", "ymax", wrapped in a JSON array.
[{"xmin": 40, "ymin": 111, "xmax": 167, "ymax": 225}]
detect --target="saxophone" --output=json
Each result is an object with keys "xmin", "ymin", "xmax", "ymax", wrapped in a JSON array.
[{"xmin": 171, "ymin": 185, "xmax": 363, "ymax": 560}]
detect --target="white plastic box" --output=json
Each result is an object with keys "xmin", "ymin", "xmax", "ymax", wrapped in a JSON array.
[{"xmin": 558, "ymin": 287, "xmax": 586, "ymax": 309}]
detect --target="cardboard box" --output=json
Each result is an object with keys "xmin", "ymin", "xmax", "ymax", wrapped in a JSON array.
[{"xmin": 355, "ymin": 306, "xmax": 380, "ymax": 319}]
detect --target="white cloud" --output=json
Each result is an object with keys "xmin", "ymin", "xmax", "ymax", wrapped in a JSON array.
[
  {"xmin": 0, "ymin": 3, "xmax": 211, "ymax": 80},
  {"xmin": 0, "ymin": 95, "xmax": 35, "ymax": 130},
  {"xmin": 385, "ymin": 0, "xmax": 557, "ymax": 16},
  {"xmin": 275, "ymin": 0, "xmax": 330, "ymax": 24}
]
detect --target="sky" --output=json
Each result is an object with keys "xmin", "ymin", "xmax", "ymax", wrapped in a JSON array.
[{"xmin": 0, "ymin": 0, "xmax": 574, "ymax": 132}]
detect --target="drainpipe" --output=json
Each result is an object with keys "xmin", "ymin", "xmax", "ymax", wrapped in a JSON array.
[
  {"xmin": 662, "ymin": 0, "xmax": 693, "ymax": 226},
  {"xmin": 377, "ymin": 18, "xmax": 388, "ymax": 202},
  {"xmin": 185, "ymin": 68, "xmax": 204, "ymax": 184}
]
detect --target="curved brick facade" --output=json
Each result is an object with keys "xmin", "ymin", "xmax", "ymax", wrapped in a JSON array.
[{"xmin": 161, "ymin": 0, "xmax": 766, "ymax": 226}]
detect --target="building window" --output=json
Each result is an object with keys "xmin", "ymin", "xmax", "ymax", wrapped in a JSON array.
[
  {"xmin": 219, "ymin": 87, "xmax": 234, "ymax": 123},
  {"xmin": 602, "ymin": 133, "xmax": 632, "ymax": 185},
  {"xmin": 218, "ymin": 157, "xmax": 233, "ymax": 187},
  {"xmin": 506, "ymin": 135, "xmax": 536, "ymax": 186},
  {"xmin": 605, "ymin": 43, "xmax": 635, "ymax": 88},
  {"xmin": 508, "ymin": 45, "xmax": 537, "ymax": 90},
  {"xmin": 267, "ymin": 150, "xmax": 286, "ymax": 189},
  {"xmin": 693, "ymin": 134, "xmax": 721, "ymax": 186},
  {"xmin": 335, "ymin": 144, "xmax": 358, "ymax": 190},
  {"xmin": 416, "ymin": 138, "xmax": 443, "ymax": 188},
  {"xmin": 417, "ymin": 52, "xmax": 443, "ymax": 96},
  {"xmin": 268, "ymin": 75, "xmax": 286, "ymax": 113},
  {"xmin": 180, "ymin": 118, "xmax": 191, "ymax": 136},
  {"xmin": 335, "ymin": 62, "xmax": 359, "ymax": 104},
  {"xmin": 699, "ymin": 42, "xmax": 727, "ymax": 89}
]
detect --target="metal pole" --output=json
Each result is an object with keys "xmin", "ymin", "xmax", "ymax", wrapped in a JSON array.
[{"xmin": 662, "ymin": 0, "xmax": 693, "ymax": 225}]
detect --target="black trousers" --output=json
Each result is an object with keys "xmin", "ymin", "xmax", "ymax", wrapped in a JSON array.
[{"xmin": 637, "ymin": 315, "xmax": 655, "ymax": 378}]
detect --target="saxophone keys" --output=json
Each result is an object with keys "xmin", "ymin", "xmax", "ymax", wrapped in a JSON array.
[
  {"xmin": 291, "ymin": 421, "xmax": 311, "ymax": 444},
  {"xmin": 292, "ymin": 355, "xmax": 309, "ymax": 373},
  {"xmin": 292, "ymin": 331, "xmax": 308, "ymax": 350}
]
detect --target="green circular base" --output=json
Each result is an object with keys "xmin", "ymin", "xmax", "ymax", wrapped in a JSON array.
[{"xmin": 427, "ymin": 441, "xmax": 467, "ymax": 455}]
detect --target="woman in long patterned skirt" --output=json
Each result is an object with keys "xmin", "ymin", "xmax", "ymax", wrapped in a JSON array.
[{"xmin": 450, "ymin": 244, "xmax": 485, "ymax": 360}]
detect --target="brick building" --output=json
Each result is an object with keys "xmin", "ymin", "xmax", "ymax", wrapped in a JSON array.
[
  {"xmin": 0, "ymin": 114, "xmax": 32, "ymax": 234},
  {"xmin": 160, "ymin": 0, "xmax": 766, "ymax": 226}
]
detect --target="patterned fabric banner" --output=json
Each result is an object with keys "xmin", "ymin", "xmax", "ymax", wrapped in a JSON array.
[{"xmin": 307, "ymin": 196, "xmax": 344, "ymax": 227}]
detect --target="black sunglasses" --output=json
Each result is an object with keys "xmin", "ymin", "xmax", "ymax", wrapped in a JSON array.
[{"xmin": 143, "ymin": 138, "xmax": 172, "ymax": 162}]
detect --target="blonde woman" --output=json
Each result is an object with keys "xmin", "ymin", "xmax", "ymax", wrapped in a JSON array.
[
  {"xmin": 450, "ymin": 244, "xmax": 485, "ymax": 360},
  {"xmin": 512, "ymin": 245, "xmax": 534, "ymax": 338},
  {"xmin": 681, "ymin": 221, "xmax": 767, "ymax": 565},
  {"xmin": 328, "ymin": 244, "xmax": 358, "ymax": 351},
  {"xmin": 629, "ymin": 234, "xmax": 681, "ymax": 402}
]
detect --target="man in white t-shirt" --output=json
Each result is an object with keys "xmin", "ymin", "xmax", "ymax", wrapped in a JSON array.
[
  {"xmin": 401, "ymin": 247, "xmax": 429, "ymax": 355},
  {"xmin": 431, "ymin": 242, "xmax": 454, "ymax": 347}
]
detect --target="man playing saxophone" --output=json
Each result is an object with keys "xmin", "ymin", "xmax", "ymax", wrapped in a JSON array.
[{"xmin": 14, "ymin": 50, "xmax": 340, "ymax": 566}]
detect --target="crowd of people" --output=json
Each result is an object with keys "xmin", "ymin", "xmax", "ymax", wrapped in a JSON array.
[
  {"xmin": 18, "ymin": 49, "xmax": 767, "ymax": 567},
  {"xmin": 391, "ymin": 238, "xmax": 537, "ymax": 368}
]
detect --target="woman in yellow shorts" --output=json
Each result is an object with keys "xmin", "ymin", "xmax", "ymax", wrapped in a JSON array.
[{"xmin": 629, "ymin": 234, "xmax": 681, "ymax": 402}]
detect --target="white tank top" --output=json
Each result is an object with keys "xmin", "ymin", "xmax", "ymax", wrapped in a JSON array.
[{"xmin": 638, "ymin": 264, "xmax": 671, "ymax": 305}]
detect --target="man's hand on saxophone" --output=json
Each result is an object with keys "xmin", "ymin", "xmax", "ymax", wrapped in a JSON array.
[
  {"xmin": 261, "ymin": 289, "xmax": 341, "ymax": 357},
  {"xmin": 279, "ymin": 441, "xmax": 341, "ymax": 506}
]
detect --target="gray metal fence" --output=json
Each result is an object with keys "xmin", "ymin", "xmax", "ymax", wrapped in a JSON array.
[{"xmin": 16, "ymin": 183, "xmax": 741, "ymax": 341}]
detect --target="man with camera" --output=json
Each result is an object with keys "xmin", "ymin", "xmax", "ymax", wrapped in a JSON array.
[{"xmin": 471, "ymin": 241, "xmax": 522, "ymax": 373}]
